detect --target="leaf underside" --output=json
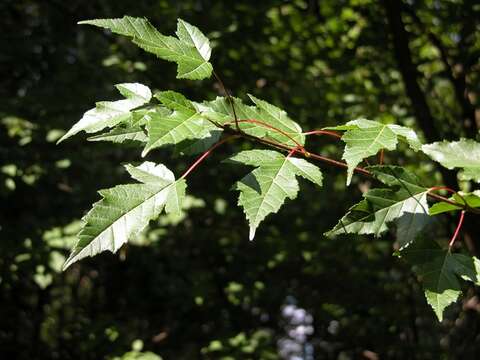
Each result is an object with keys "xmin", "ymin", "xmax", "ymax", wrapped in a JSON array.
[
  {"xmin": 326, "ymin": 166, "xmax": 430, "ymax": 249},
  {"xmin": 63, "ymin": 162, "xmax": 185, "ymax": 269},
  {"xmin": 400, "ymin": 237, "xmax": 480, "ymax": 321},
  {"xmin": 58, "ymin": 83, "xmax": 152, "ymax": 143},
  {"xmin": 422, "ymin": 139, "xmax": 480, "ymax": 183}
]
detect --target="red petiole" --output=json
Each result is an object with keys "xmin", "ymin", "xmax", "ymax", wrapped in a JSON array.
[
  {"xmin": 180, "ymin": 135, "xmax": 238, "ymax": 179},
  {"xmin": 302, "ymin": 129, "xmax": 342, "ymax": 139},
  {"xmin": 449, "ymin": 210, "xmax": 466, "ymax": 248}
]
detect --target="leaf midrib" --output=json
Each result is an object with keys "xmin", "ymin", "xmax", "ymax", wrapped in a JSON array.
[
  {"xmin": 78, "ymin": 182, "xmax": 174, "ymax": 252},
  {"xmin": 252, "ymin": 158, "xmax": 290, "ymax": 227}
]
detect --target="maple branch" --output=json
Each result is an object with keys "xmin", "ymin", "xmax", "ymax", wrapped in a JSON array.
[
  {"xmin": 223, "ymin": 124, "xmax": 372, "ymax": 176},
  {"xmin": 244, "ymin": 134, "xmax": 480, "ymax": 214},
  {"xmin": 202, "ymin": 117, "xmax": 478, "ymax": 216},
  {"xmin": 287, "ymin": 147, "xmax": 300, "ymax": 158}
]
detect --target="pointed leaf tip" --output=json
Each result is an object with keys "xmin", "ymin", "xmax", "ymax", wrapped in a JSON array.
[
  {"xmin": 249, "ymin": 227, "xmax": 256, "ymax": 241},
  {"xmin": 229, "ymin": 150, "xmax": 318, "ymax": 241}
]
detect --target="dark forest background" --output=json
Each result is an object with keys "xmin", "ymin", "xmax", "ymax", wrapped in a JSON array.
[{"xmin": 1, "ymin": 0, "xmax": 479, "ymax": 359}]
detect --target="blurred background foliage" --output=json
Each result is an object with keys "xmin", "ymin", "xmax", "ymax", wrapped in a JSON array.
[{"xmin": 1, "ymin": 0, "xmax": 479, "ymax": 359}]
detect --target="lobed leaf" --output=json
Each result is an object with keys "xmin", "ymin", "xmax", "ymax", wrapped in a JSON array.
[
  {"xmin": 326, "ymin": 166, "xmax": 430, "ymax": 249},
  {"xmin": 247, "ymin": 94, "xmax": 305, "ymax": 146},
  {"xmin": 63, "ymin": 162, "xmax": 185, "ymax": 270},
  {"xmin": 195, "ymin": 96, "xmax": 305, "ymax": 147},
  {"xmin": 326, "ymin": 119, "xmax": 421, "ymax": 184},
  {"xmin": 124, "ymin": 161, "xmax": 174, "ymax": 184},
  {"xmin": 88, "ymin": 126, "xmax": 147, "ymax": 144},
  {"xmin": 79, "ymin": 17, "xmax": 213, "ymax": 80},
  {"xmin": 229, "ymin": 150, "xmax": 322, "ymax": 240},
  {"xmin": 399, "ymin": 237, "xmax": 480, "ymax": 321},
  {"xmin": 174, "ymin": 129, "xmax": 222, "ymax": 156},
  {"xmin": 142, "ymin": 91, "xmax": 208, "ymax": 156},
  {"xmin": 58, "ymin": 83, "xmax": 151, "ymax": 143},
  {"xmin": 422, "ymin": 139, "xmax": 480, "ymax": 183},
  {"xmin": 342, "ymin": 125, "xmax": 398, "ymax": 185}
]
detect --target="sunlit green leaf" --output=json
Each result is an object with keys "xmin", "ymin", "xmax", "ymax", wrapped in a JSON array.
[
  {"xmin": 422, "ymin": 139, "xmax": 480, "ymax": 183},
  {"xmin": 80, "ymin": 17, "xmax": 213, "ymax": 80},
  {"xmin": 326, "ymin": 119, "xmax": 421, "ymax": 184},
  {"xmin": 142, "ymin": 91, "xmax": 209, "ymax": 155},
  {"xmin": 229, "ymin": 150, "xmax": 322, "ymax": 240},
  {"xmin": 58, "ymin": 83, "xmax": 151, "ymax": 143},
  {"xmin": 63, "ymin": 162, "xmax": 184, "ymax": 269}
]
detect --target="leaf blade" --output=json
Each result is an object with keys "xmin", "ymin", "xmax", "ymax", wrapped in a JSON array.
[
  {"xmin": 63, "ymin": 162, "xmax": 182, "ymax": 270},
  {"xmin": 80, "ymin": 17, "xmax": 213, "ymax": 80},
  {"xmin": 58, "ymin": 83, "xmax": 151, "ymax": 143},
  {"xmin": 422, "ymin": 139, "xmax": 480, "ymax": 183},
  {"xmin": 400, "ymin": 238, "xmax": 480, "ymax": 320}
]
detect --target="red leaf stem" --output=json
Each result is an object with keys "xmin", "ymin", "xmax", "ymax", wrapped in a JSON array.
[
  {"xmin": 449, "ymin": 210, "xmax": 466, "ymax": 248},
  {"xmin": 180, "ymin": 135, "xmax": 238, "ymax": 180}
]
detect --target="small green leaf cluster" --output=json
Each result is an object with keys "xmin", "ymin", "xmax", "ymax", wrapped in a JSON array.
[{"xmin": 59, "ymin": 16, "xmax": 480, "ymax": 321}]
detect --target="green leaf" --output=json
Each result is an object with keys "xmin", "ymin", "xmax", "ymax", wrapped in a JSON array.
[
  {"xmin": 399, "ymin": 238, "xmax": 480, "ymax": 320},
  {"xmin": 154, "ymin": 90, "xmax": 195, "ymax": 113},
  {"xmin": 394, "ymin": 194, "xmax": 431, "ymax": 249},
  {"xmin": 87, "ymin": 108, "xmax": 163, "ymax": 144},
  {"xmin": 63, "ymin": 162, "xmax": 184, "ymax": 270},
  {"xmin": 194, "ymin": 96, "xmax": 266, "ymax": 136},
  {"xmin": 124, "ymin": 161, "xmax": 174, "ymax": 185},
  {"xmin": 324, "ymin": 118, "xmax": 380, "ymax": 131},
  {"xmin": 142, "ymin": 92, "xmax": 208, "ymax": 156},
  {"xmin": 166, "ymin": 179, "xmax": 187, "ymax": 215},
  {"xmin": 326, "ymin": 166, "xmax": 429, "ymax": 248},
  {"xmin": 226, "ymin": 149, "xmax": 284, "ymax": 166},
  {"xmin": 429, "ymin": 191, "xmax": 480, "ymax": 215},
  {"xmin": 287, "ymin": 158, "xmax": 323, "ymax": 186},
  {"xmin": 88, "ymin": 126, "xmax": 147, "ymax": 144},
  {"xmin": 326, "ymin": 119, "xmax": 421, "ymax": 184},
  {"xmin": 80, "ymin": 17, "xmax": 213, "ymax": 80},
  {"xmin": 326, "ymin": 119, "xmax": 422, "ymax": 150},
  {"xmin": 388, "ymin": 124, "xmax": 422, "ymax": 151},
  {"xmin": 342, "ymin": 125, "xmax": 397, "ymax": 185},
  {"xmin": 229, "ymin": 150, "xmax": 322, "ymax": 240},
  {"xmin": 422, "ymin": 139, "xmax": 480, "ymax": 183},
  {"xmin": 58, "ymin": 83, "xmax": 151, "ymax": 143}
]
